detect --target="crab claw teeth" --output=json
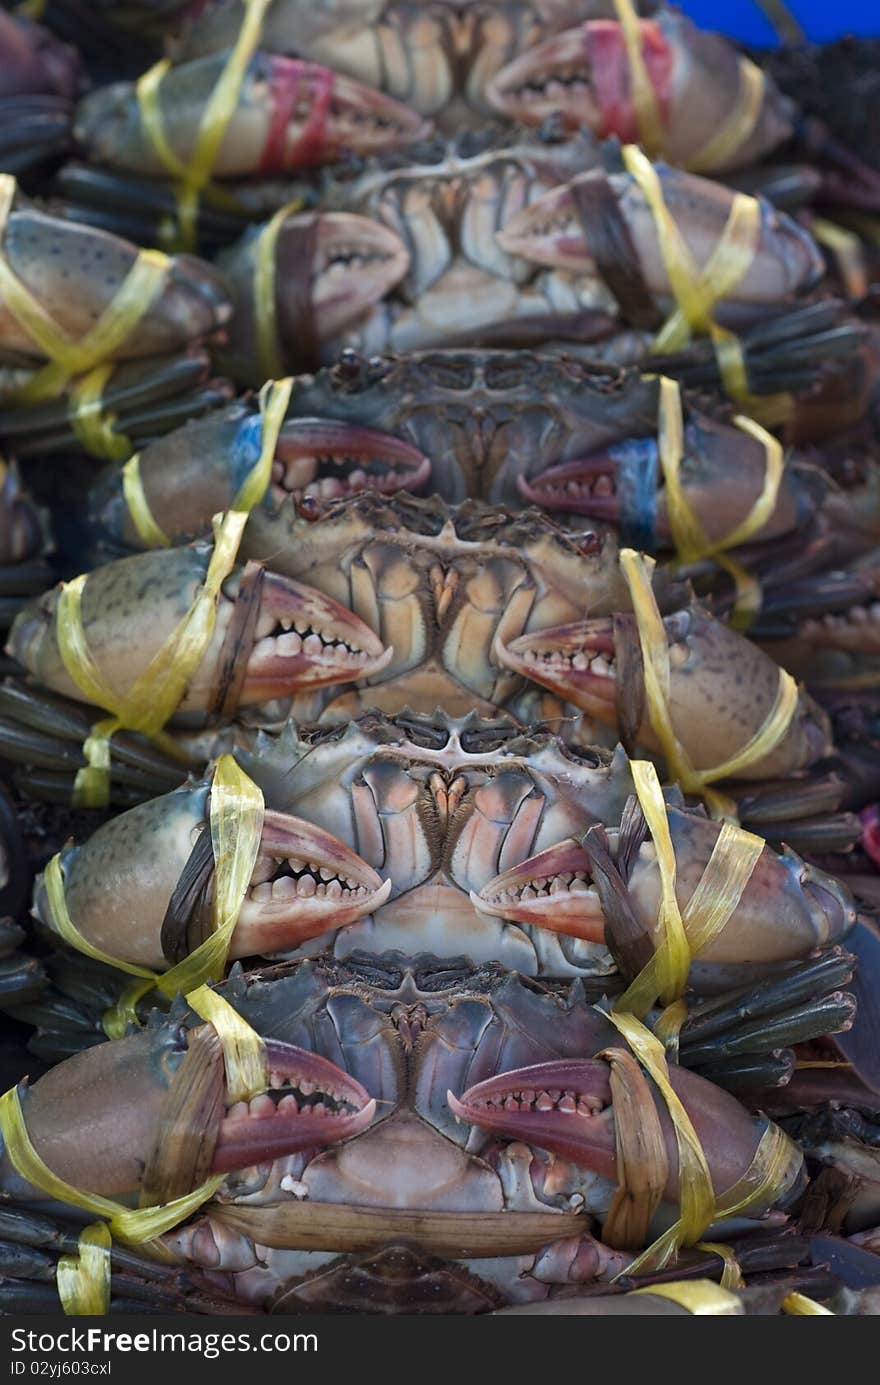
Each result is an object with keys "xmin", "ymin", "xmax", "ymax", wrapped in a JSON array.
[
  {"xmin": 495, "ymin": 621, "xmax": 617, "ymax": 712},
  {"xmin": 275, "ymin": 58, "xmax": 430, "ymax": 159},
  {"xmin": 213, "ymin": 1039, "xmax": 376, "ymax": 1173},
  {"xmin": 243, "ymin": 570, "xmax": 392, "ymax": 701},
  {"xmin": 487, "ymin": 24, "xmax": 605, "ymax": 131},
  {"xmin": 311, "ymin": 212, "xmax": 411, "ymax": 340},
  {"xmin": 274, "ymin": 419, "xmax": 431, "ymax": 503},
  {"xmin": 517, "ymin": 452, "xmax": 637, "ymax": 520},
  {"xmin": 496, "ymin": 181, "xmax": 593, "ymax": 273},
  {"xmin": 449, "ymin": 1060, "xmax": 615, "ymax": 1176},
  {"xmin": 235, "ymin": 809, "xmax": 392, "ymax": 955},
  {"xmin": 473, "ymin": 839, "xmax": 604, "ymax": 941}
]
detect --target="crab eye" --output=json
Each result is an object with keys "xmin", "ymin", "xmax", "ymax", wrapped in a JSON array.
[{"xmin": 297, "ymin": 496, "xmax": 324, "ymax": 521}]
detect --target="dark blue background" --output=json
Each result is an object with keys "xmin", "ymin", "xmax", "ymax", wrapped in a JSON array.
[{"xmin": 677, "ymin": 0, "xmax": 880, "ymax": 46}]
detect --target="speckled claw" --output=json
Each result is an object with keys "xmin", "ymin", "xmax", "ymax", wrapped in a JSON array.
[
  {"xmin": 1, "ymin": 1022, "xmax": 375, "ymax": 1205},
  {"xmin": 34, "ymin": 780, "xmax": 391, "ymax": 970},
  {"xmin": 496, "ymin": 601, "xmax": 832, "ymax": 780},
  {"xmin": 6, "ymin": 541, "xmax": 392, "ymax": 717},
  {"xmin": 475, "ymin": 804, "xmax": 855, "ymax": 973},
  {"xmin": 0, "ymin": 195, "xmax": 231, "ymax": 377},
  {"xmin": 217, "ymin": 210, "xmax": 410, "ymax": 382}
]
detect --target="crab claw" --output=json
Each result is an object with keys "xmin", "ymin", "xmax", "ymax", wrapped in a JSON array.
[
  {"xmin": 7, "ymin": 543, "xmax": 392, "ymax": 716},
  {"xmin": 472, "ymin": 839, "xmax": 604, "ymax": 942},
  {"xmin": 495, "ymin": 603, "xmax": 832, "ymax": 779},
  {"xmin": 218, "ymin": 211, "xmax": 410, "ymax": 381},
  {"xmin": 0, "ymin": 203, "xmax": 231, "ymax": 366},
  {"xmin": 212, "ymin": 1039, "xmax": 377, "ymax": 1173},
  {"xmin": 517, "ymin": 414, "xmax": 804, "ymax": 550},
  {"xmin": 91, "ymin": 409, "xmax": 431, "ymax": 551},
  {"xmin": 241, "ymin": 569, "xmax": 392, "ymax": 702},
  {"xmin": 35, "ymin": 780, "xmax": 392, "ymax": 971},
  {"xmin": 449, "ymin": 1058, "xmax": 802, "ymax": 1209},
  {"xmin": 474, "ymin": 807, "xmax": 855, "ymax": 968},
  {"xmin": 75, "ymin": 52, "xmax": 429, "ymax": 179},
  {"xmin": 1, "ymin": 1025, "xmax": 374, "ymax": 1203},
  {"xmin": 487, "ymin": 12, "xmax": 794, "ymax": 173},
  {"xmin": 497, "ymin": 165, "xmax": 823, "ymax": 315}
]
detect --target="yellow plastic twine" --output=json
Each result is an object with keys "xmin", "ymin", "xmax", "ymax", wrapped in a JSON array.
[
  {"xmin": 0, "ymin": 986, "xmax": 268, "ymax": 1314},
  {"xmin": 606, "ymin": 1011, "xmax": 798, "ymax": 1276},
  {"xmin": 631, "ymin": 1278, "xmax": 742, "ymax": 1313},
  {"xmin": 56, "ymin": 508, "xmax": 247, "ymax": 808},
  {"xmin": 43, "ymin": 754, "xmax": 265, "ymax": 1036},
  {"xmin": 0, "ymin": 176, "xmax": 170, "ymax": 406},
  {"xmin": 67, "ymin": 363, "xmax": 133, "ymax": 463},
  {"xmin": 782, "ymin": 1292, "xmax": 834, "ymax": 1315},
  {"xmin": 686, "ymin": 58, "xmax": 766, "ymax": 176},
  {"xmin": 612, "ymin": 0, "xmax": 767, "ymax": 176},
  {"xmin": 254, "ymin": 202, "xmax": 307, "ymax": 382},
  {"xmin": 122, "ymin": 375, "xmax": 293, "ymax": 549},
  {"xmin": 612, "ymin": 0, "xmax": 663, "ymax": 157},
  {"xmin": 613, "ymin": 759, "xmax": 764, "ymax": 1018},
  {"xmin": 621, "ymin": 144, "xmax": 759, "ymax": 403},
  {"xmin": 619, "ymin": 547, "xmax": 799, "ymax": 817},
  {"xmin": 656, "ymin": 374, "xmax": 783, "ymax": 628},
  {"xmin": 136, "ymin": 0, "xmax": 272, "ymax": 251}
]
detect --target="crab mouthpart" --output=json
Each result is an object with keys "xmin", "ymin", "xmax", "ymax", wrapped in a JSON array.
[
  {"xmin": 213, "ymin": 1038, "xmax": 376, "ymax": 1172},
  {"xmin": 449, "ymin": 1059, "xmax": 615, "ymax": 1176},
  {"xmin": 235, "ymin": 809, "xmax": 392, "ymax": 955},
  {"xmin": 311, "ymin": 212, "xmax": 410, "ymax": 339},
  {"xmin": 243, "ymin": 571, "xmax": 392, "ymax": 700},
  {"xmin": 495, "ymin": 621, "xmax": 617, "ymax": 708},
  {"xmin": 473, "ymin": 838, "xmax": 604, "ymax": 941},
  {"xmin": 272, "ymin": 419, "xmax": 431, "ymax": 505},
  {"xmin": 487, "ymin": 24, "xmax": 602, "ymax": 130}
]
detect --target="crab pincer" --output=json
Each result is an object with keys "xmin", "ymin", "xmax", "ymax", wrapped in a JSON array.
[
  {"xmin": 6, "ymin": 540, "xmax": 391, "ymax": 716},
  {"xmin": 33, "ymin": 780, "xmax": 392, "ymax": 969},
  {"xmin": 74, "ymin": 52, "xmax": 430, "ymax": 179},
  {"xmin": 0, "ymin": 1022, "xmax": 375, "ymax": 1205},
  {"xmin": 496, "ymin": 600, "xmax": 832, "ymax": 780}
]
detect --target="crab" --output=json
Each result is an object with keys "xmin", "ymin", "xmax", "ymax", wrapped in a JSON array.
[
  {"xmin": 22, "ymin": 709, "xmax": 855, "ymax": 989},
  {"xmin": 0, "ymin": 955, "xmax": 814, "ymax": 1313}
]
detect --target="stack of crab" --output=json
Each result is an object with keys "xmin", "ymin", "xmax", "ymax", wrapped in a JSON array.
[{"xmin": 0, "ymin": 0, "xmax": 879, "ymax": 1317}]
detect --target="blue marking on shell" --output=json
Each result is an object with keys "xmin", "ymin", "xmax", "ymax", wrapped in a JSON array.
[
  {"xmin": 614, "ymin": 438, "xmax": 658, "ymax": 552},
  {"xmin": 231, "ymin": 414, "xmax": 266, "ymax": 497}
]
